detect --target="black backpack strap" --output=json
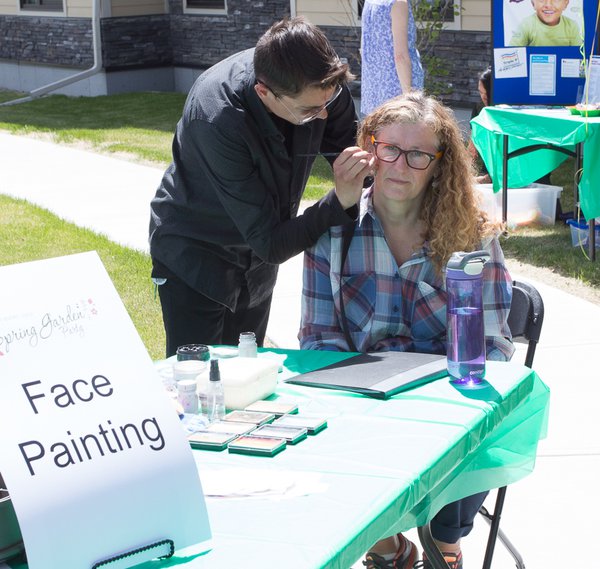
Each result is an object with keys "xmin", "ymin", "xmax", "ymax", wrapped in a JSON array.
[{"xmin": 339, "ymin": 223, "xmax": 359, "ymax": 353}]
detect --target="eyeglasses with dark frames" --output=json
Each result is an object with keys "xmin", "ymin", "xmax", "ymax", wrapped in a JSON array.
[
  {"xmin": 370, "ymin": 135, "xmax": 443, "ymax": 170},
  {"xmin": 259, "ymin": 80, "xmax": 343, "ymax": 124}
]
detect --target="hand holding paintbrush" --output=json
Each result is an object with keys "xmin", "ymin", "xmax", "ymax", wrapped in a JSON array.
[{"xmin": 330, "ymin": 146, "xmax": 375, "ymax": 210}]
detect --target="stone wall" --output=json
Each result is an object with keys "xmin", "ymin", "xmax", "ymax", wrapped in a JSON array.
[
  {"xmin": 0, "ymin": 16, "xmax": 93, "ymax": 67},
  {"xmin": 169, "ymin": 0, "xmax": 287, "ymax": 68},
  {"xmin": 101, "ymin": 15, "xmax": 172, "ymax": 70},
  {"xmin": 320, "ymin": 24, "xmax": 362, "ymax": 97},
  {"xmin": 428, "ymin": 30, "xmax": 492, "ymax": 108}
]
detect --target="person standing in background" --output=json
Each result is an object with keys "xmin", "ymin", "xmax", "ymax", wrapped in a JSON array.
[{"xmin": 360, "ymin": 0, "xmax": 424, "ymax": 116}]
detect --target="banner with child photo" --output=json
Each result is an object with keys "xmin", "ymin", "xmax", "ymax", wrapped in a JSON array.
[{"xmin": 492, "ymin": 0, "xmax": 598, "ymax": 104}]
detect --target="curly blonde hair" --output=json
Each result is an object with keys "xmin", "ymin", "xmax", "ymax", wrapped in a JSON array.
[{"xmin": 357, "ymin": 91, "xmax": 497, "ymax": 274}]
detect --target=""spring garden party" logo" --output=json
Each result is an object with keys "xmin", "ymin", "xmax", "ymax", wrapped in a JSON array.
[{"xmin": 0, "ymin": 299, "xmax": 98, "ymax": 357}]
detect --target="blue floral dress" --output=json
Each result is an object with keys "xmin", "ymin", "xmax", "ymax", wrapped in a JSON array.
[{"xmin": 360, "ymin": 0, "xmax": 425, "ymax": 116}]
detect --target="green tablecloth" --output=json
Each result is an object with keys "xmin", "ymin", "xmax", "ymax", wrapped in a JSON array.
[
  {"xmin": 471, "ymin": 106, "xmax": 600, "ymax": 220},
  {"xmin": 8, "ymin": 349, "xmax": 550, "ymax": 569}
]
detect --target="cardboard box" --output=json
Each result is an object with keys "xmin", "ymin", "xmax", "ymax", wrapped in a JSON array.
[{"xmin": 475, "ymin": 183, "xmax": 563, "ymax": 227}]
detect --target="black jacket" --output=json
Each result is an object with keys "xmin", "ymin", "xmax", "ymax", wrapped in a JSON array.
[{"xmin": 149, "ymin": 48, "xmax": 358, "ymax": 310}]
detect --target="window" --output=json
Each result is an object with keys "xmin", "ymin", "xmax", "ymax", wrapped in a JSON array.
[
  {"xmin": 186, "ymin": 0, "xmax": 226, "ymax": 10},
  {"xmin": 20, "ymin": 0, "xmax": 63, "ymax": 11}
]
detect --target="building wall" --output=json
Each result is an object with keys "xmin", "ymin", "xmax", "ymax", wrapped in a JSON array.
[
  {"xmin": 101, "ymin": 15, "xmax": 172, "ymax": 69},
  {"xmin": 0, "ymin": 0, "xmax": 17, "ymax": 16},
  {"xmin": 0, "ymin": 16, "xmax": 93, "ymax": 67},
  {"xmin": 296, "ymin": 0, "xmax": 358, "ymax": 27},
  {"xmin": 434, "ymin": 30, "xmax": 491, "ymax": 108},
  {"xmin": 0, "ymin": 0, "xmax": 491, "ymax": 104},
  {"xmin": 168, "ymin": 0, "xmax": 287, "ymax": 69},
  {"xmin": 461, "ymin": 0, "xmax": 491, "ymax": 31}
]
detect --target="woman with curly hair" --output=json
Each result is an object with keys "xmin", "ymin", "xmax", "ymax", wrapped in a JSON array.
[{"xmin": 299, "ymin": 91, "xmax": 514, "ymax": 569}]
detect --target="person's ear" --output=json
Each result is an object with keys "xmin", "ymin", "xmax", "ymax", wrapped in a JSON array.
[{"xmin": 254, "ymin": 81, "xmax": 269, "ymax": 101}]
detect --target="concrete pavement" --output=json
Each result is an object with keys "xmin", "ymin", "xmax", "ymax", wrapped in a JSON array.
[{"xmin": 1, "ymin": 131, "xmax": 599, "ymax": 568}]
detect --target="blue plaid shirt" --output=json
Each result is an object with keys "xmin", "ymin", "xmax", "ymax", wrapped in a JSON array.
[{"xmin": 300, "ymin": 188, "xmax": 514, "ymax": 361}]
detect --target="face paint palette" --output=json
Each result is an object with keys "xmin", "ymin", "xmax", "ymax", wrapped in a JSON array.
[
  {"xmin": 272, "ymin": 414, "xmax": 328, "ymax": 435},
  {"xmin": 227, "ymin": 435, "xmax": 287, "ymax": 457},
  {"xmin": 187, "ymin": 431, "xmax": 238, "ymax": 451},
  {"xmin": 251, "ymin": 424, "xmax": 308, "ymax": 445},
  {"xmin": 222, "ymin": 410, "xmax": 276, "ymax": 425}
]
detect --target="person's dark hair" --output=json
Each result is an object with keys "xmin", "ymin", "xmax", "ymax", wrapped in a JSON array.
[
  {"xmin": 254, "ymin": 16, "xmax": 354, "ymax": 97},
  {"xmin": 479, "ymin": 67, "xmax": 492, "ymax": 101}
]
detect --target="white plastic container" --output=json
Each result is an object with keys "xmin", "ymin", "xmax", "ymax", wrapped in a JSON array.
[
  {"xmin": 475, "ymin": 183, "xmax": 563, "ymax": 227},
  {"xmin": 196, "ymin": 357, "xmax": 279, "ymax": 410}
]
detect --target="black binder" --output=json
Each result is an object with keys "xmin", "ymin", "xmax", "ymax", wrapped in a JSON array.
[{"xmin": 285, "ymin": 351, "xmax": 447, "ymax": 399}]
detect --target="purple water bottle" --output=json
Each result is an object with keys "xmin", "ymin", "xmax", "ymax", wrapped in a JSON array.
[{"xmin": 446, "ymin": 250, "xmax": 490, "ymax": 386}]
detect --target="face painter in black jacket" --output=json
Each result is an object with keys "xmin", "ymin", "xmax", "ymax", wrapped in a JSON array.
[{"xmin": 149, "ymin": 16, "xmax": 373, "ymax": 356}]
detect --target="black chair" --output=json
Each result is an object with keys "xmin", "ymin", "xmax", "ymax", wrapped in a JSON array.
[{"xmin": 418, "ymin": 279, "xmax": 545, "ymax": 569}]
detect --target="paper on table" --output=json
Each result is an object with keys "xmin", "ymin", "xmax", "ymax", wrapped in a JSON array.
[{"xmin": 199, "ymin": 468, "xmax": 328, "ymax": 500}]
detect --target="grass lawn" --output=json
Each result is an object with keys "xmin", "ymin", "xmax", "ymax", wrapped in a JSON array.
[{"xmin": 0, "ymin": 195, "xmax": 166, "ymax": 359}]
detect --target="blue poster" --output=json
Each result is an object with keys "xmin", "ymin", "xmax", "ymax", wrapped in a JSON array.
[{"xmin": 492, "ymin": 0, "xmax": 599, "ymax": 104}]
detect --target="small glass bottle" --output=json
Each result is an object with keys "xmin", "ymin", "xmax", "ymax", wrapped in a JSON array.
[
  {"xmin": 238, "ymin": 331, "xmax": 257, "ymax": 358},
  {"xmin": 177, "ymin": 379, "xmax": 199, "ymax": 414},
  {"xmin": 206, "ymin": 359, "xmax": 225, "ymax": 422},
  {"xmin": 446, "ymin": 250, "xmax": 490, "ymax": 386}
]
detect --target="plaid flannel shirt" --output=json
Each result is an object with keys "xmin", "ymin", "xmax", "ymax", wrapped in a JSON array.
[{"xmin": 300, "ymin": 188, "xmax": 514, "ymax": 361}]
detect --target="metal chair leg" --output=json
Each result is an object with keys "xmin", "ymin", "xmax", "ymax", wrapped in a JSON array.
[
  {"xmin": 479, "ymin": 487, "xmax": 526, "ymax": 569},
  {"xmin": 417, "ymin": 525, "xmax": 451, "ymax": 569}
]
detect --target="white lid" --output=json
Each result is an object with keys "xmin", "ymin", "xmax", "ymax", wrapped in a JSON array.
[{"xmin": 173, "ymin": 360, "xmax": 205, "ymax": 372}]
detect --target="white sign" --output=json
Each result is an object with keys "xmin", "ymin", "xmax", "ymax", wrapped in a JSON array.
[
  {"xmin": 0, "ymin": 252, "xmax": 211, "ymax": 569},
  {"xmin": 561, "ymin": 58, "xmax": 583, "ymax": 78},
  {"xmin": 530, "ymin": 54, "xmax": 557, "ymax": 96},
  {"xmin": 583, "ymin": 55, "xmax": 600, "ymax": 104},
  {"xmin": 494, "ymin": 47, "xmax": 528, "ymax": 78}
]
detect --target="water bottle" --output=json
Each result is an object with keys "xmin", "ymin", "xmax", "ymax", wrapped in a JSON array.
[
  {"xmin": 206, "ymin": 359, "xmax": 225, "ymax": 422},
  {"xmin": 238, "ymin": 331, "xmax": 257, "ymax": 358},
  {"xmin": 446, "ymin": 250, "xmax": 490, "ymax": 386}
]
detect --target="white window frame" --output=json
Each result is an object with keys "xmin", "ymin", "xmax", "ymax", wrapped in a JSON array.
[
  {"xmin": 17, "ymin": 0, "xmax": 65, "ymax": 16},
  {"xmin": 183, "ymin": 0, "xmax": 227, "ymax": 16}
]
